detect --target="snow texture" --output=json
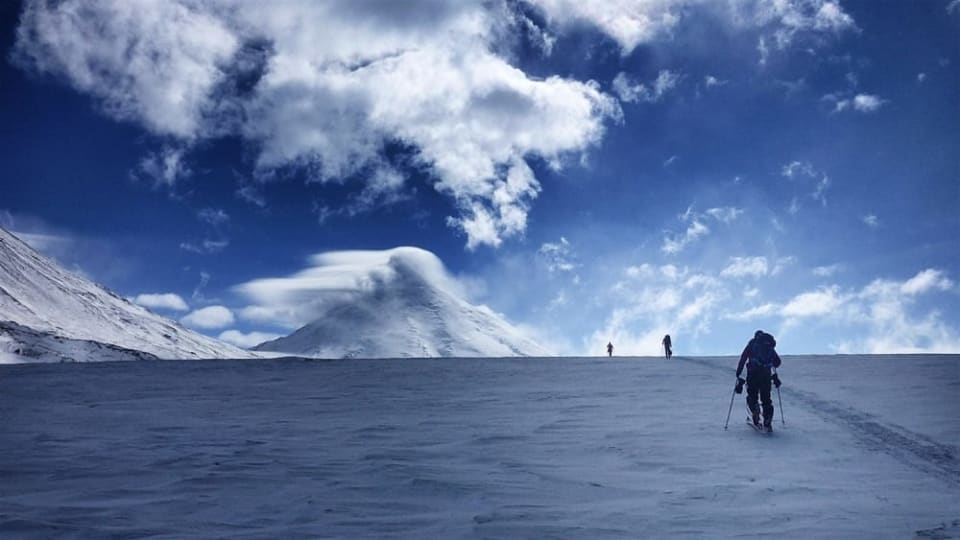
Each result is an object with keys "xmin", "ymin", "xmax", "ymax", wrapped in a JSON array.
[
  {"xmin": 0, "ymin": 227, "xmax": 256, "ymax": 361},
  {"xmin": 1, "ymin": 354, "xmax": 958, "ymax": 538},
  {"xmin": 0, "ymin": 321, "xmax": 157, "ymax": 364},
  {"xmin": 253, "ymin": 247, "xmax": 550, "ymax": 358}
]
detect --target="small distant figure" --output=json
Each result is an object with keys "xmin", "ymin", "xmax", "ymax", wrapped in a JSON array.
[
  {"xmin": 606, "ymin": 342, "xmax": 614, "ymax": 357},
  {"xmin": 735, "ymin": 330, "xmax": 782, "ymax": 432},
  {"xmin": 662, "ymin": 334, "xmax": 672, "ymax": 358}
]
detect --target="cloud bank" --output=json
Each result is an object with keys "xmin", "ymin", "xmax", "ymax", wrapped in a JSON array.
[
  {"xmin": 13, "ymin": 0, "xmax": 621, "ymax": 250},
  {"xmin": 13, "ymin": 0, "xmax": 858, "ymax": 250},
  {"xmin": 728, "ymin": 269, "xmax": 960, "ymax": 353}
]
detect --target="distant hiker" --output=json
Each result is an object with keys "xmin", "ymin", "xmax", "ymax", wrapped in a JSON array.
[
  {"xmin": 606, "ymin": 342, "xmax": 613, "ymax": 357},
  {"xmin": 662, "ymin": 334, "xmax": 672, "ymax": 358},
  {"xmin": 735, "ymin": 330, "xmax": 782, "ymax": 432}
]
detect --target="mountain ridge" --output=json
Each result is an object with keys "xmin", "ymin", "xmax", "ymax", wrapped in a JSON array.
[{"xmin": 0, "ymin": 227, "xmax": 257, "ymax": 362}]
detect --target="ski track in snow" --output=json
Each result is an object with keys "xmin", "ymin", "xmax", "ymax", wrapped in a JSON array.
[
  {"xmin": 784, "ymin": 387, "xmax": 960, "ymax": 485},
  {"xmin": 680, "ymin": 355, "xmax": 960, "ymax": 487}
]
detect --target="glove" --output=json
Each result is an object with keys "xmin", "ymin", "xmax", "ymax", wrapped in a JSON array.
[
  {"xmin": 772, "ymin": 373, "xmax": 781, "ymax": 388},
  {"xmin": 735, "ymin": 377, "xmax": 745, "ymax": 394}
]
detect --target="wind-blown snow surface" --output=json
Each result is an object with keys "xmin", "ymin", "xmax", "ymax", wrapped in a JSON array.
[
  {"xmin": 1, "ymin": 355, "xmax": 958, "ymax": 538},
  {"xmin": 0, "ymin": 227, "xmax": 256, "ymax": 361},
  {"xmin": 251, "ymin": 247, "xmax": 549, "ymax": 358}
]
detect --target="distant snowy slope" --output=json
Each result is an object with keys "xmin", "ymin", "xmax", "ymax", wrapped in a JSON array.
[
  {"xmin": 0, "ymin": 321, "xmax": 158, "ymax": 364},
  {"xmin": 250, "ymin": 247, "xmax": 549, "ymax": 358},
  {"xmin": 0, "ymin": 227, "xmax": 256, "ymax": 360}
]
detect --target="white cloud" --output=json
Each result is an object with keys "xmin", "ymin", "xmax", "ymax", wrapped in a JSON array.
[
  {"xmin": 721, "ymin": 256, "xmax": 769, "ymax": 278},
  {"xmin": 771, "ymin": 256, "xmax": 796, "ymax": 276},
  {"xmin": 757, "ymin": 36, "xmax": 770, "ymax": 66},
  {"xmin": 590, "ymin": 264, "xmax": 729, "ymax": 355},
  {"xmin": 812, "ymin": 2, "xmax": 856, "ymax": 32},
  {"xmin": 192, "ymin": 271, "xmax": 211, "ymax": 301},
  {"xmin": 663, "ymin": 155, "xmax": 678, "ymax": 167},
  {"xmin": 812, "ymin": 264, "xmax": 842, "ymax": 277},
  {"xmin": 738, "ymin": 0, "xmax": 857, "ymax": 42},
  {"xmin": 13, "ymin": 1, "xmax": 238, "ymax": 138},
  {"xmin": 812, "ymin": 175, "xmax": 830, "ymax": 206},
  {"xmin": 14, "ymin": 0, "xmax": 620, "ymax": 250},
  {"xmin": 662, "ymin": 220, "xmax": 709, "ymax": 255},
  {"xmin": 134, "ymin": 293, "xmax": 189, "ymax": 311},
  {"xmin": 132, "ymin": 146, "xmax": 191, "ymax": 189},
  {"xmin": 862, "ymin": 214, "xmax": 879, "ymax": 228},
  {"xmin": 725, "ymin": 302, "xmax": 778, "ymax": 321},
  {"xmin": 180, "ymin": 239, "xmax": 229, "ymax": 255},
  {"xmin": 851, "ymin": 93, "xmax": 885, "ymax": 112},
  {"xmin": 661, "ymin": 206, "xmax": 742, "ymax": 255},
  {"xmin": 530, "ymin": 0, "xmax": 856, "ymax": 57},
  {"xmin": 218, "ymin": 329, "xmax": 283, "ymax": 349},
  {"xmin": 181, "ymin": 305, "xmax": 235, "ymax": 329},
  {"xmin": 625, "ymin": 264, "xmax": 655, "ymax": 279},
  {"xmin": 833, "ymin": 93, "xmax": 886, "ymax": 113},
  {"xmin": 4, "ymin": 230, "xmax": 71, "ymax": 254},
  {"xmin": 704, "ymin": 75, "xmax": 727, "ymax": 88},
  {"xmin": 782, "ymin": 160, "xmax": 831, "ymax": 208},
  {"xmin": 900, "ymin": 269, "xmax": 953, "ymax": 296},
  {"xmin": 237, "ymin": 185, "xmax": 267, "ymax": 208},
  {"xmin": 613, "ymin": 70, "xmax": 681, "ymax": 103},
  {"xmin": 527, "ymin": 0, "xmax": 684, "ymax": 54},
  {"xmin": 233, "ymin": 247, "xmax": 470, "ymax": 330},
  {"xmin": 539, "ymin": 237, "xmax": 577, "ymax": 273},
  {"xmin": 782, "ymin": 160, "xmax": 816, "ymax": 178},
  {"xmin": 788, "ymin": 197, "xmax": 800, "ymax": 215},
  {"xmin": 781, "ymin": 287, "xmax": 844, "ymax": 317},
  {"xmin": 198, "ymin": 208, "xmax": 229, "ymax": 227},
  {"xmin": 845, "ymin": 270, "xmax": 959, "ymax": 353},
  {"xmin": 948, "ymin": 0, "xmax": 960, "ymax": 14},
  {"xmin": 704, "ymin": 206, "xmax": 744, "ymax": 224},
  {"xmin": 237, "ymin": 305, "xmax": 301, "ymax": 331},
  {"xmin": 917, "ymin": 72, "xmax": 927, "ymax": 83},
  {"xmin": 845, "ymin": 71, "xmax": 859, "ymax": 89},
  {"xmin": 778, "ymin": 269, "xmax": 959, "ymax": 353},
  {"xmin": 12, "ymin": 0, "xmax": 862, "ymax": 250}
]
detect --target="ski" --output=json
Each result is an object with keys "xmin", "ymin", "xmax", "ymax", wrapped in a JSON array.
[{"xmin": 746, "ymin": 417, "xmax": 771, "ymax": 433}]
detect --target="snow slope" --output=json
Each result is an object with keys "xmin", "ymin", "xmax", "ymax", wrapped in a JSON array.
[
  {"xmin": 0, "ymin": 227, "xmax": 257, "ymax": 361},
  {"xmin": 0, "ymin": 355, "xmax": 957, "ymax": 538},
  {"xmin": 0, "ymin": 321, "xmax": 158, "ymax": 364},
  {"xmin": 252, "ymin": 247, "xmax": 549, "ymax": 358}
]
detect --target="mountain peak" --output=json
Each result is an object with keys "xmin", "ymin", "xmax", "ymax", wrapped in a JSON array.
[{"xmin": 252, "ymin": 247, "xmax": 549, "ymax": 358}]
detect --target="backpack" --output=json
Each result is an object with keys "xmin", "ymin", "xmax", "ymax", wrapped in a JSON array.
[{"xmin": 750, "ymin": 332, "xmax": 777, "ymax": 368}]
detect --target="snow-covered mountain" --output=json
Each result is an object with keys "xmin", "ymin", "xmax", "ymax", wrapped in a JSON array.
[
  {"xmin": 0, "ymin": 227, "xmax": 257, "ymax": 362},
  {"xmin": 251, "ymin": 247, "xmax": 549, "ymax": 358}
]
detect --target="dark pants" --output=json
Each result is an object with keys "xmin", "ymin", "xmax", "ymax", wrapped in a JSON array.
[{"xmin": 746, "ymin": 368, "xmax": 774, "ymax": 425}]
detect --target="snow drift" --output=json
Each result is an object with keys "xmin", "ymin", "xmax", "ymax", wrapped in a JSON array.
[
  {"xmin": 0, "ymin": 227, "xmax": 256, "ymax": 362},
  {"xmin": 247, "ymin": 247, "xmax": 549, "ymax": 358}
]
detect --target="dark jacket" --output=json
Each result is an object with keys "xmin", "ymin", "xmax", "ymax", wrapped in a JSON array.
[{"xmin": 736, "ymin": 337, "xmax": 782, "ymax": 378}]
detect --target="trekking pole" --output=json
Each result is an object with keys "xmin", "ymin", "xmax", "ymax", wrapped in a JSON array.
[
  {"xmin": 773, "ymin": 368, "xmax": 785, "ymax": 426},
  {"xmin": 723, "ymin": 383, "xmax": 736, "ymax": 430}
]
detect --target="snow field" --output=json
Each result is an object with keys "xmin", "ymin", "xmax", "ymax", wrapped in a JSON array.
[{"xmin": 0, "ymin": 355, "xmax": 958, "ymax": 538}]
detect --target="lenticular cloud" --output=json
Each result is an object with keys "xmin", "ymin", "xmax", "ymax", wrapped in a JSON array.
[{"xmin": 13, "ymin": 0, "xmax": 619, "ymax": 249}]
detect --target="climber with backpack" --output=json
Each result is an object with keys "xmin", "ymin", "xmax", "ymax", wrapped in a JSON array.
[{"xmin": 734, "ymin": 330, "xmax": 782, "ymax": 432}]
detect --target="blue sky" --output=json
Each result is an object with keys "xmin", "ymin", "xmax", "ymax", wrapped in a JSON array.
[{"xmin": 2, "ymin": 0, "xmax": 958, "ymax": 355}]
